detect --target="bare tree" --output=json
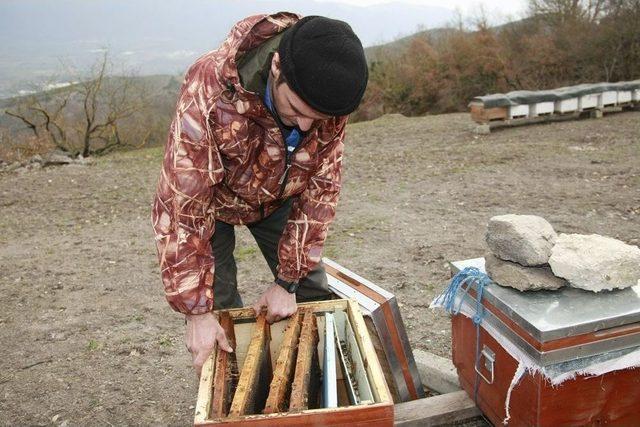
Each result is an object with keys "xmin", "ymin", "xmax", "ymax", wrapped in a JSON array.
[
  {"xmin": 4, "ymin": 51, "xmax": 149, "ymax": 157},
  {"xmin": 5, "ymin": 92, "xmax": 70, "ymax": 152},
  {"xmin": 528, "ymin": 0, "xmax": 606, "ymax": 23}
]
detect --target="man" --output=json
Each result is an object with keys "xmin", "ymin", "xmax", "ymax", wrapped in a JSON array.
[{"xmin": 151, "ymin": 12, "xmax": 368, "ymax": 375}]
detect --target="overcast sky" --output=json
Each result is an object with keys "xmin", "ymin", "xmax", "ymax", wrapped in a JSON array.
[{"xmin": 315, "ymin": 0, "xmax": 529, "ymax": 21}]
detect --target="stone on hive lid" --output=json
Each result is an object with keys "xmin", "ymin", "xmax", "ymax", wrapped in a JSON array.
[
  {"xmin": 549, "ymin": 233, "xmax": 640, "ymax": 292},
  {"xmin": 485, "ymin": 214, "xmax": 557, "ymax": 266},
  {"xmin": 485, "ymin": 253, "xmax": 566, "ymax": 292}
]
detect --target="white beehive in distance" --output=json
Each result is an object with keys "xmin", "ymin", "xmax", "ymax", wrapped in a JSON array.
[
  {"xmin": 617, "ymin": 90, "xmax": 632, "ymax": 104},
  {"xmin": 579, "ymin": 93, "xmax": 599, "ymax": 110},
  {"xmin": 530, "ymin": 102, "xmax": 554, "ymax": 116},
  {"xmin": 554, "ymin": 98, "xmax": 578, "ymax": 114},
  {"xmin": 599, "ymin": 91, "xmax": 617, "ymax": 107},
  {"xmin": 508, "ymin": 104, "xmax": 529, "ymax": 119}
]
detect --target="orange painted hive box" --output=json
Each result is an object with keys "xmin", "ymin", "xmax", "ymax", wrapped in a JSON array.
[
  {"xmin": 194, "ymin": 299, "xmax": 394, "ymax": 426},
  {"xmin": 447, "ymin": 258, "xmax": 640, "ymax": 427}
]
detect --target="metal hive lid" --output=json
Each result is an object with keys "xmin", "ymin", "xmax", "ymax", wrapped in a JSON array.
[{"xmin": 450, "ymin": 258, "xmax": 640, "ymax": 343}]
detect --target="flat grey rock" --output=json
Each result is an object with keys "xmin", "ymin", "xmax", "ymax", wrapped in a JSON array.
[
  {"xmin": 549, "ymin": 234, "xmax": 640, "ymax": 292},
  {"xmin": 485, "ymin": 253, "xmax": 566, "ymax": 291},
  {"xmin": 42, "ymin": 150, "xmax": 74, "ymax": 166},
  {"xmin": 486, "ymin": 214, "xmax": 557, "ymax": 266}
]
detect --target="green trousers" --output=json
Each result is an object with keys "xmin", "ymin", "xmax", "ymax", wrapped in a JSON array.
[{"xmin": 211, "ymin": 198, "xmax": 332, "ymax": 309}]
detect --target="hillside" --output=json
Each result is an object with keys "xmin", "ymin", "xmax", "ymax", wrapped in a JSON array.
[
  {"xmin": 1, "ymin": 110, "xmax": 638, "ymax": 424},
  {"xmin": 363, "ymin": 18, "xmax": 531, "ymax": 63}
]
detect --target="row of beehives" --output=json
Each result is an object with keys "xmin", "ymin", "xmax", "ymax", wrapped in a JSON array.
[
  {"xmin": 195, "ymin": 301, "xmax": 391, "ymax": 426},
  {"xmin": 469, "ymin": 80, "xmax": 640, "ymax": 123}
]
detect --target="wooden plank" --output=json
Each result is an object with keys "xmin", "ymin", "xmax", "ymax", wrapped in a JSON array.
[
  {"xmin": 194, "ymin": 341, "xmax": 217, "ymax": 424},
  {"xmin": 211, "ymin": 312, "xmax": 239, "ymax": 418},
  {"xmin": 346, "ymin": 300, "xmax": 392, "ymax": 405},
  {"xmin": 365, "ymin": 317, "xmax": 400, "ymax": 403},
  {"xmin": 197, "ymin": 402, "xmax": 394, "ymax": 426},
  {"xmin": 221, "ymin": 300, "xmax": 346, "ymax": 321},
  {"xmin": 289, "ymin": 310, "xmax": 320, "ymax": 411},
  {"xmin": 264, "ymin": 312, "xmax": 303, "ymax": 414},
  {"xmin": 229, "ymin": 315, "xmax": 272, "ymax": 416},
  {"xmin": 393, "ymin": 391, "xmax": 481, "ymax": 426}
]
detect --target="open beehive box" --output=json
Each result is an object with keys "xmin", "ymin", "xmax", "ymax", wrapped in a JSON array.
[{"xmin": 194, "ymin": 299, "xmax": 393, "ymax": 426}]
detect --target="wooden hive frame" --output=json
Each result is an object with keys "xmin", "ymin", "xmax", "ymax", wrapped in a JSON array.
[
  {"xmin": 288, "ymin": 309, "xmax": 320, "ymax": 412},
  {"xmin": 263, "ymin": 312, "xmax": 303, "ymax": 414},
  {"xmin": 194, "ymin": 299, "xmax": 393, "ymax": 426},
  {"xmin": 228, "ymin": 315, "xmax": 272, "ymax": 417},
  {"xmin": 210, "ymin": 312, "xmax": 238, "ymax": 418}
]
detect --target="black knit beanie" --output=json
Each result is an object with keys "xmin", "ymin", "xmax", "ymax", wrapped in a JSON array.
[{"xmin": 278, "ymin": 16, "xmax": 368, "ymax": 116}]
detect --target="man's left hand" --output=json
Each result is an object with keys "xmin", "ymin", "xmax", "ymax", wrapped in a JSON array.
[{"xmin": 252, "ymin": 283, "xmax": 297, "ymax": 323}]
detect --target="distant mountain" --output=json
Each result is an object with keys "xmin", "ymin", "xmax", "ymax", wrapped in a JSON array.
[
  {"xmin": 0, "ymin": 0, "xmax": 455, "ymax": 99},
  {"xmin": 364, "ymin": 18, "xmax": 532, "ymax": 62},
  {"xmin": 364, "ymin": 27, "xmax": 455, "ymax": 62}
]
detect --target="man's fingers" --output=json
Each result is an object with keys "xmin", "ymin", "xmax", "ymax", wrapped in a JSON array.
[
  {"xmin": 216, "ymin": 330, "xmax": 233, "ymax": 353},
  {"xmin": 265, "ymin": 311, "xmax": 279, "ymax": 324},
  {"xmin": 252, "ymin": 296, "xmax": 266, "ymax": 317},
  {"xmin": 266, "ymin": 308, "xmax": 289, "ymax": 324},
  {"xmin": 192, "ymin": 344, "xmax": 214, "ymax": 377}
]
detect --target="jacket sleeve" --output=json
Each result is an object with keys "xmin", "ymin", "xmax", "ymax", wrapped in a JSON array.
[
  {"xmin": 276, "ymin": 117, "xmax": 347, "ymax": 283},
  {"xmin": 151, "ymin": 61, "xmax": 225, "ymax": 315}
]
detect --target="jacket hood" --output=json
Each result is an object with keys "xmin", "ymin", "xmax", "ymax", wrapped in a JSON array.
[{"xmin": 218, "ymin": 12, "xmax": 300, "ymax": 90}]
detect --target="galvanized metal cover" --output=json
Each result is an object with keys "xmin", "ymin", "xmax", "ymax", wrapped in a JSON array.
[{"xmin": 450, "ymin": 258, "xmax": 640, "ymax": 343}]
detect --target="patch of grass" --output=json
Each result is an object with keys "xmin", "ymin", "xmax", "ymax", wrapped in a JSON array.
[
  {"xmin": 322, "ymin": 242, "xmax": 339, "ymax": 259},
  {"xmin": 86, "ymin": 339, "xmax": 100, "ymax": 351},
  {"xmin": 235, "ymin": 245, "xmax": 258, "ymax": 261},
  {"xmin": 158, "ymin": 336, "xmax": 173, "ymax": 347},
  {"xmin": 132, "ymin": 314, "xmax": 144, "ymax": 322}
]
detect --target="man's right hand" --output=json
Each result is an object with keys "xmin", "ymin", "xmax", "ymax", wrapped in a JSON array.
[{"xmin": 185, "ymin": 312, "xmax": 233, "ymax": 377}]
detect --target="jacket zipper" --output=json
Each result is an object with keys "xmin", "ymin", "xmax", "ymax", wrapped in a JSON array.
[
  {"xmin": 260, "ymin": 94, "xmax": 312, "ymax": 200},
  {"xmin": 277, "ymin": 148, "xmax": 292, "ymax": 198},
  {"xmin": 277, "ymin": 136, "xmax": 308, "ymax": 199}
]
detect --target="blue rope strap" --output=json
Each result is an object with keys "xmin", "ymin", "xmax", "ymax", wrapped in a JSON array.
[
  {"xmin": 435, "ymin": 266, "xmax": 492, "ymax": 325},
  {"xmin": 435, "ymin": 267, "xmax": 493, "ymax": 404}
]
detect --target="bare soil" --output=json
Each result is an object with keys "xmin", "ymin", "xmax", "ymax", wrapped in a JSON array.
[{"xmin": 1, "ymin": 111, "xmax": 639, "ymax": 425}]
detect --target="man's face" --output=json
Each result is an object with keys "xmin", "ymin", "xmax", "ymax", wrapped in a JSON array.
[{"xmin": 270, "ymin": 53, "xmax": 331, "ymax": 132}]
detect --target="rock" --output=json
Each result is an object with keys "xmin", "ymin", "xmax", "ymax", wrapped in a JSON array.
[
  {"xmin": 29, "ymin": 154, "xmax": 43, "ymax": 164},
  {"xmin": 26, "ymin": 162, "xmax": 42, "ymax": 170},
  {"xmin": 549, "ymin": 234, "xmax": 640, "ymax": 292},
  {"xmin": 42, "ymin": 150, "xmax": 74, "ymax": 167},
  {"xmin": 6, "ymin": 161, "xmax": 22, "ymax": 172},
  {"xmin": 486, "ymin": 214, "xmax": 557, "ymax": 266},
  {"xmin": 474, "ymin": 124, "xmax": 491, "ymax": 135},
  {"xmin": 485, "ymin": 254, "xmax": 566, "ymax": 291},
  {"xmin": 74, "ymin": 155, "xmax": 95, "ymax": 165}
]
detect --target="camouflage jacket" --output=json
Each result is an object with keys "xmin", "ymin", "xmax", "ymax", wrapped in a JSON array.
[{"xmin": 151, "ymin": 12, "xmax": 348, "ymax": 314}]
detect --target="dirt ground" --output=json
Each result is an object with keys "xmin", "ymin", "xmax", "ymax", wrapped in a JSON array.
[{"xmin": 1, "ymin": 110, "xmax": 639, "ymax": 425}]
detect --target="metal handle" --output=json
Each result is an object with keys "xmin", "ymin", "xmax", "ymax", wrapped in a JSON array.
[{"xmin": 475, "ymin": 345, "xmax": 495, "ymax": 385}]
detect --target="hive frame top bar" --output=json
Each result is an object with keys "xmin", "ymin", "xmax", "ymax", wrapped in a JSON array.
[{"xmin": 450, "ymin": 258, "xmax": 640, "ymax": 342}]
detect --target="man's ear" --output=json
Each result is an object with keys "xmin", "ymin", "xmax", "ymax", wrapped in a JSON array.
[{"xmin": 270, "ymin": 52, "xmax": 281, "ymax": 81}]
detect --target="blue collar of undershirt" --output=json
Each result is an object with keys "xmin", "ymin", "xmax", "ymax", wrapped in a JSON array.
[{"xmin": 264, "ymin": 76, "xmax": 302, "ymax": 154}]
